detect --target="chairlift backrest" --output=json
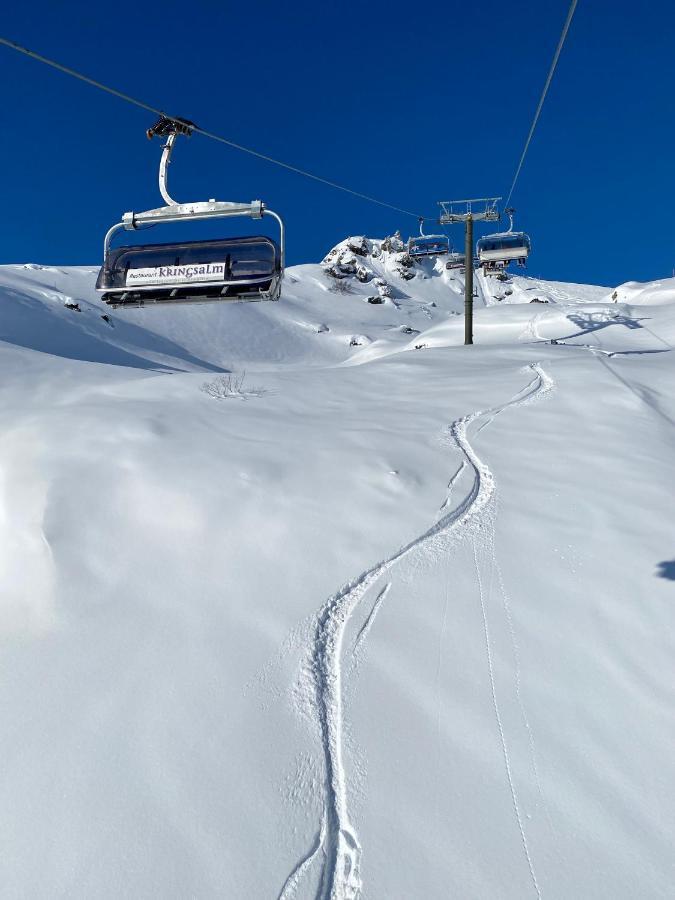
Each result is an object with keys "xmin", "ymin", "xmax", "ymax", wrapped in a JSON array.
[{"xmin": 407, "ymin": 235, "xmax": 450, "ymax": 257}]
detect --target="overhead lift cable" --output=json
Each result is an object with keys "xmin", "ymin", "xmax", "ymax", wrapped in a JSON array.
[
  {"xmin": 505, "ymin": 0, "xmax": 579, "ymax": 207},
  {"xmin": 0, "ymin": 36, "xmax": 422, "ymax": 219}
]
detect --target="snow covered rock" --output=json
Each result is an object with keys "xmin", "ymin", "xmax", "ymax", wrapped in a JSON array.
[
  {"xmin": 608, "ymin": 277, "xmax": 675, "ymax": 305},
  {"xmin": 348, "ymin": 333, "xmax": 371, "ymax": 346},
  {"xmin": 345, "ymin": 235, "xmax": 369, "ymax": 257},
  {"xmin": 321, "ymin": 236, "xmax": 371, "ymax": 266},
  {"xmin": 322, "ymin": 243, "xmax": 371, "ymax": 281},
  {"xmin": 355, "ymin": 264, "xmax": 371, "ymax": 283},
  {"xmin": 392, "ymin": 250, "xmax": 415, "ymax": 280},
  {"xmin": 375, "ymin": 278, "xmax": 392, "ymax": 299},
  {"xmin": 322, "ymin": 237, "xmax": 382, "ymax": 288},
  {"xmin": 380, "ymin": 231, "xmax": 406, "ymax": 253}
]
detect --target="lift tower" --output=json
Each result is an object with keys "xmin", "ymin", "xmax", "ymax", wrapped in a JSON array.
[{"xmin": 438, "ymin": 198, "xmax": 501, "ymax": 345}]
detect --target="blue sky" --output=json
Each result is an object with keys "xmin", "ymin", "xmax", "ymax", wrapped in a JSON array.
[{"xmin": 1, "ymin": 0, "xmax": 673, "ymax": 286}]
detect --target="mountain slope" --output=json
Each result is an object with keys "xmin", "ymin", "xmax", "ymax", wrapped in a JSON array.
[{"xmin": 0, "ymin": 250, "xmax": 673, "ymax": 898}]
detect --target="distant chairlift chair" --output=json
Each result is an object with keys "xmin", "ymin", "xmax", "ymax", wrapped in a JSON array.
[
  {"xmin": 96, "ymin": 116, "xmax": 284, "ymax": 308},
  {"xmin": 476, "ymin": 207, "xmax": 531, "ymax": 275},
  {"xmin": 407, "ymin": 218, "xmax": 450, "ymax": 258}
]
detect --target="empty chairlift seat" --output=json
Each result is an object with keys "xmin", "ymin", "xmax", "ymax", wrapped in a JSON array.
[
  {"xmin": 476, "ymin": 232, "xmax": 531, "ymax": 272},
  {"xmin": 96, "ymin": 115, "xmax": 285, "ymax": 310},
  {"xmin": 407, "ymin": 235, "xmax": 450, "ymax": 258},
  {"xmin": 407, "ymin": 217, "xmax": 450, "ymax": 258},
  {"xmin": 445, "ymin": 250, "xmax": 466, "ymax": 270},
  {"xmin": 97, "ymin": 236, "xmax": 282, "ymax": 308}
]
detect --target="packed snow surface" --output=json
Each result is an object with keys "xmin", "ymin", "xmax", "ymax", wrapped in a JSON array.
[{"xmin": 0, "ymin": 246, "xmax": 673, "ymax": 898}]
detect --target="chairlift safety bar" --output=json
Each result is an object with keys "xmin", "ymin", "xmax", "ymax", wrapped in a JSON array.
[{"xmin": 103, "ymin": 201, "xmax": 285, "ymax": 272}]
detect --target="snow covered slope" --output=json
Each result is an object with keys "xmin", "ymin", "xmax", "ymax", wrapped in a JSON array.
[{"xmin": 0, "ymin": 247, "xmax": 673, "ymax": 898}]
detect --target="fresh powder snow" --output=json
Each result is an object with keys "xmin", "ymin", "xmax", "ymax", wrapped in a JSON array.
[{"xmin": 0, "ymin": 243, "xmax": 673, "ymax": 898}]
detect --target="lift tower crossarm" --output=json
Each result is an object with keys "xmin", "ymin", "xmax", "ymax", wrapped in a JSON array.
[
  {"xmin": 437, "ymin": 197, "xmax": 502, "ymax": 344},
  {"xmin": 438, "ymin": 197, "xmax": 501, "ymax": 224}
]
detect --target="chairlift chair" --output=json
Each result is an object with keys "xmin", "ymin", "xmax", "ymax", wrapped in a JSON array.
[
  {"xmin": 96, "ymin": 116, "xmax": 285, "ymax": 308},
  {"xmin": 476, "ymin": 207, "xmax": 530, "ymax": 274},
  {"xmin": 445, "ymin": 250, "xmax": 466, "ymax": 270},
  {"xmin": 407, "ymin": 218, "xmax": 450, "ymax": 258}
]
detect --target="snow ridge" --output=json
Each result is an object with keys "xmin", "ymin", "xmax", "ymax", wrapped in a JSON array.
[{"xmin": 288, "ymin": 363, "xmax": 554, "ymax": 900}]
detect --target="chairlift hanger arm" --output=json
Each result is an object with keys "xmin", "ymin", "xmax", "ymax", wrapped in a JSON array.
[
  {"xmin": 502, "ymin": 206, "xmax": 515, "ymax": 233},
  {"xmin": 158, "ymin": 133, "xmax": 178, "ymax": 206},
  {"xmin": 142, "ymin": 119, "xmax": 282, "ymax": 256},
  {"xmin": 148, "ymin": 117, "xmax": 198, "ymax": 207},
  {"xmin": 417, "ymin": 216, "xmax": 444, "ymax": 237}
]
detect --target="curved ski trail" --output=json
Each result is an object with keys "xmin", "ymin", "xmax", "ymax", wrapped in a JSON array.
[{"xmin": 286, "ymin": 363, "xmax": 554, "ymax": 900}]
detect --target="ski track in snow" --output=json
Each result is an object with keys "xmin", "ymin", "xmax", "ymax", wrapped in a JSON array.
[
  {"xmin": 473, "ymin": 539, "xmax": 542, "ymax": 900},
  {"xmin": 544, "ymin": 339, "xmax": 675, "ymax": 432},
  {"xmin": 284, "ymin": 362, "xmax": 554, "ymax": 900},
  {"xmin": 351, "ymin": 583, "xmax": 391, "ymax": 662},
  {"xmin": 590, "ymin": 350, "xmax": 675, "ymax": 431},
  {"xmin": 494, "ymin": 554, "xmax": 563, "ymax": 855},
  {"xmin": 519, "ymin": 276, "xmax": 574, "ymax": 303},
  {"xmin": 278, "ymin": 815, "xmax": 327, "ymax": 900},
  {"xmin": 439, "ymin": 460, "xmax": 467, "ymax": 513},
  {"xmin": 434, "ymin": 559, "xmax": 451, "ymax": 834}
]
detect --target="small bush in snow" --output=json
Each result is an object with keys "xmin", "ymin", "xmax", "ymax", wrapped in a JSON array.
[
  {"xmin": 201, "ymin": 372, "xmax": 265, "ymax": 400},
  {"xmin": 328, "ymin": 276, "xmax": 352, "ymax": 295}
]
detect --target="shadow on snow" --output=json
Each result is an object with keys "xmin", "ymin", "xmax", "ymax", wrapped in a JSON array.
[{"xmin": 656, "ymin": 560, "xmax": 675, "ymax": 581}]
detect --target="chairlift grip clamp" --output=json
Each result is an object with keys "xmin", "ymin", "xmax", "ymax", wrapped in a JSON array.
[{"xmin": 122, "ymin": 211, "xmax": 138, "ymax": 230}]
